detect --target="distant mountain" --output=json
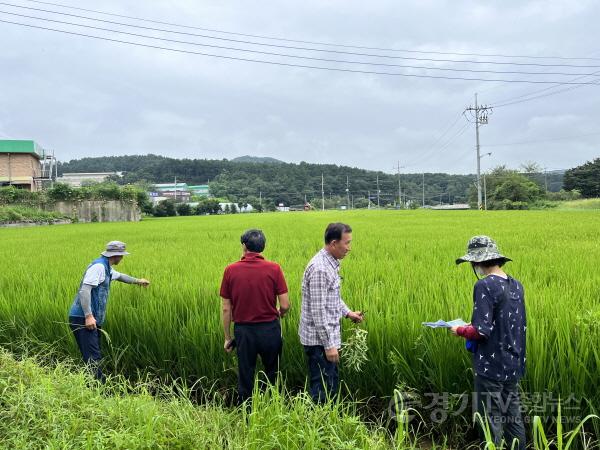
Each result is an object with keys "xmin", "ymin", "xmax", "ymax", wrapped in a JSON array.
[{"xmin": 231, "ymin": 156, "xmax": 284, "ymax": 164}]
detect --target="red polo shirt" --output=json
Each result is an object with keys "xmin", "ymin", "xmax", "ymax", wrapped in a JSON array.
[{"xmin": 220, "ymin": 252, "xmax": 288, "ymax": 324}]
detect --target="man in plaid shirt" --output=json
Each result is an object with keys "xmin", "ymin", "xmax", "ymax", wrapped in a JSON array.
[{"xmin": 299, "ymin": 222, "xmax": 363, "ymax": 403}]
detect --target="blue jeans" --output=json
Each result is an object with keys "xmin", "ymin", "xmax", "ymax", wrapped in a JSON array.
[
  {"xmin": 304, "ymin": 345, "xmax": 339, "ymax": 403},
  {"xmin": 474, "ymin": 374, "xmax": 526, "ymax": 450},
  {"xmin": 69, "ymin": 316, "xmax": 105, "ymax": 382}
]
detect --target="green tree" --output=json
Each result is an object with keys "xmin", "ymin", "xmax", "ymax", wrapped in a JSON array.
[
  {"xmin": 546, "ymin": 189, "xmax": 582, "ymax": 201},
  {"xmin": 470, "ymin": 166, "xmax": 544, "ymax": 209},
  {"xmin": 153, "ymin": 199, "xmax": 176, "ymax": 217},
  {"xmin": 241, "ymin": 195, "xmax": 263, "ymax": 212},
  {"xmin": 94, "ymin": 182, "xmax": 122, "ymax": 200},
  {"xmin": 195, "ymin": 198, "xmax": 221, "ymax": 215},
  {"xmin": 47, "ymin": 183, "xmax": 75, "ymax": 201},
  {"xmin": 563, "ymin": 158, "xmax": 600, "ymax": 198},
  {"xmin": 353, "ymin": 197, "xmax": 370, "ymax": 209},
  {"xmin": 176, "ymin": 203, "xmax": 192, "ymax": 216},
  {"xmin": 0, "ymin": 186, "xmax": 41, "ymax": 206}
]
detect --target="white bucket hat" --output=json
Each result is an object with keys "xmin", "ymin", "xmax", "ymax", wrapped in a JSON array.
[{"xmin": 101, "ymin": 241, "xmax": 130, "ymax": 257}]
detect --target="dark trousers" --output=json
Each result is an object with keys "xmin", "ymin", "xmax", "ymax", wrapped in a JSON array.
[
  {"xmin": 69, "ymin": 316, "xmax": 105, "ymax": 382},
  {"xmin": 234, "ymin": 320, "xmax": 282, "ymax": 404},
  {"xmin": 304, "ymin": 345, "xmax": 339, "ymax": 404},
  {"xmin": 474, "ymin": 374, "xmax": 526, "ymax": 450}
]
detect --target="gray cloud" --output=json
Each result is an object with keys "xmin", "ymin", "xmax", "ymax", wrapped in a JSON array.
[{"xmin": 0, "ymin": 0, "xmax": 598, "ymax": 174}]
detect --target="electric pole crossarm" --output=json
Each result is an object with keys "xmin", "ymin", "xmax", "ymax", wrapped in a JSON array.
[{"xmin": 465, "ymin": 93, "xmax": 493, "ymax": 210}]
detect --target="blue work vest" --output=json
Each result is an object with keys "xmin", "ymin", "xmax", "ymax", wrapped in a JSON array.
[{"xmin": 68, "ymin": 257, "xmax": 113, "ymax": 326}]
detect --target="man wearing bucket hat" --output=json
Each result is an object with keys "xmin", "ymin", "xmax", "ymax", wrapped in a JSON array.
[
  {"xmin": 450, "ymin": 236, "xmax": 526, "ymax": 450},
  {"xmin": 68, "ymin": 241, "xmax": 150, "ymax": 381}
]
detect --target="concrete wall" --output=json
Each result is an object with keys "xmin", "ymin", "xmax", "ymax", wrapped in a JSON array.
[{"xmin": 49, "ymin": 200, "xmax": 140, "ymax": 223}]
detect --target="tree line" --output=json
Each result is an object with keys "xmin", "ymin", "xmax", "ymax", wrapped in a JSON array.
[
  {"xmin": 58, "ymin": 155, "xmax": 490, "ymax": 208},
  {"xmin": 57, "ymin": 154, "xmax": 600, "ymax": 211}
]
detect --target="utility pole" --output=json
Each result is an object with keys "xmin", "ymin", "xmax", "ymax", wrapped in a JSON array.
[
  {"xmin": 368, "ymin": 190, "xmax": 371, "ymax": 209},
  {"xmin": 174, "ymin": 176, "xmax": 177, "ymax": 202},
  {"xmin": 479, "ymin": 152, "xmax": 492, "ymax": 210},
  {"xmin": 259, "ymin": 191, "xmax": 262, "ymax": 212},
  {"xmin": 321, "ymin": 173, "xmax": 325, "ymax": 211},
  {"xmin": 466, "ymin": 93, "xmax": 492, "ymax": 210},
  {"xmin": 376, "ymin": 175, "xmax": 380, "ymax": 208},
  {"xmin": 422, "ymin": 173, "xmax": 425, "ymax": 207},
  {"xmin": 483, "ymin": 174, "xmax": 487, "ymax": 210},
  {"xmin": 396, "ymin": 161, "xmax": 405, "ymax": 208},
  {"xmin": 346, "ymin": 175, "xmax": 350, "ymax": 209}
]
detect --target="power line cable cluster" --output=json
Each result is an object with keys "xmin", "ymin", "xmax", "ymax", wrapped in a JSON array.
[
  {"xmin": 15, "ymin": 0, "xmax": 600, "ymax": 62},
  {"xmin": 484, "ymin": 130, "xmax": 600, "ymax": 148},
  {"xmin": 2, "ymin": 1, "xmax": 600, "ymax": 85},
  {"xmin": 10, "ymin": 0, "xmax": 600, "ymax": 61}
]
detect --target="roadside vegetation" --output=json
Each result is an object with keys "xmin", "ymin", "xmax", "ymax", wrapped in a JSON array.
[
  {"xmin": 0, "ymin": 347, "xmax": 407, "ymax": 449},
  {"xmin": 0, "ymin": 205, "xmax": 69, "ymax": 224}
]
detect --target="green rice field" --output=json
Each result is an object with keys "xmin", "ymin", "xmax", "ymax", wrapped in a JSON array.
[{"xmin": 1, "ymin": 210, "xmax": 599, "ymax": 441}]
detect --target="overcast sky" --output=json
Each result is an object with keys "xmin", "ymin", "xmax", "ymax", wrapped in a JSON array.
[{"xmin": 1, "ymin": 0, "xmax": 599, "ymax": 174}]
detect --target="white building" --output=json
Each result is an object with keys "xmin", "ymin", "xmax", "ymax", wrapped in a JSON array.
[{"xmin": 57, "ymin": 172, "xmax": 122, "ymax": 187}]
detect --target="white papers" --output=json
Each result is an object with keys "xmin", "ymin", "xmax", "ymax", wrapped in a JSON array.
[{"xmin": 421, "ymin": 318, "xmax": 467, "ymax": 329}]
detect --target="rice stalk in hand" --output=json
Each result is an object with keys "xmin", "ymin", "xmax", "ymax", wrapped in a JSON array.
[{"xmin": 342, "ymin": 326, "xmax": 369, "ymax": 372}]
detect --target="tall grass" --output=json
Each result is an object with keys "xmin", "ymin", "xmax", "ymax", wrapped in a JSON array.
[
  {"xmin": 0, "ymin": 347, "xmax": 411, "ymax": 449},
  {"xmin": 1, "ymin": 210, "xmax": 599, "ymax": 442},
  {"xmin": 558, "ymin": 198, "xmax": 600, "ymax": 210},
  {"xmin": 0, "ymin": 205, "xmax": 69, "ymax": 224}
]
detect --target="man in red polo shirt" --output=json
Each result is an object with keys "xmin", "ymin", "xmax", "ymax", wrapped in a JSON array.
[{"xmin": 220, "ymin": 229, "xmax": 290, "ymax": 404}]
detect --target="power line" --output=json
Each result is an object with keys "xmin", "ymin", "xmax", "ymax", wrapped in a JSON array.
[
  {"xmin": 491, "ymin": 79, "xmax": 600, "ymax": 108},
  {"xmin": 405, "ymin": 121, "xmax": 470, "ymax": 167},
  {"xmin": 5, "ymin": 18, "xmax": 600, "ymax": 84},
  {"xmin": 484, "ymin": 130, "xmax": 600, "ymax": 147},
  {"xmin": 4, "ymin": 2, "xmax": 600, "ymax": 69},
  {"xmin": 15, "ymin": 0, "xmax": 600, "ymax": 63},
  {"xmin": 404, "ymin": 112, "xmax": 465, "ymax": 167},
  {"xmin": 4, "ymin": 9, "xmax": 599, "ymax": 77},
  {"xmin": 490, "ymin": 68, "xmax": 600, "ymax": 108}
]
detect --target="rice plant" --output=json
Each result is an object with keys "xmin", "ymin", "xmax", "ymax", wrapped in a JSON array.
[{"xmin": 1, "ymin": 209, "xmax": 599, "ymax": 444}]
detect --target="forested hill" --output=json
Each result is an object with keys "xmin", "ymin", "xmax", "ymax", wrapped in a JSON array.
[
  {"xmin": 231, "ymin": 155, "xmax": 284, "ymax": 164},
  {"xmin": 58, "ymin": 154, "xmax": 553, "ymax": 207}
]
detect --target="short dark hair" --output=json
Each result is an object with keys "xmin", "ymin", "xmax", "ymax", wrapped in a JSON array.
[
  {"xmin": 324, "ymin": 223, "xmax": 352, "ymax": 244},
  {"xmin": 241, "ymin": 229, "xmax": 266, "ymax": 253},
  {"xmin": 472, "ymin": 258, "xmax": 507, "ymax": 268}
]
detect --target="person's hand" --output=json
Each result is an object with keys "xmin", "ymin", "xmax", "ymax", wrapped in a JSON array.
[
  {"xmin": 278, "ymin": 308, "xmax": 286, "ymax": 318},
  {"xmin": 137, "ymin": 278, "xmax": 150, "ymax": 287},
  {"xmin": 224, "ymin": 339, "xmax": 234, "ymax": 353},
  {"xmin": 449, "ymin": 325, "xmax": 460, "ymax": 336},
  {"xmin": 346, "ymin": 311, "xmax": 364, "ymax": 323},
  {"xmin": 325, "ymin": 347, "xmax": 339, "ymax": 363},
  {"xmin": 85, "ymin": 314, "xmax": 97, "ymax": 330}
]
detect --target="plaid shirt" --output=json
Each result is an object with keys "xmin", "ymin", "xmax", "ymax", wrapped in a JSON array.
[{"xmin": 299, "ymin": 248, "xmax": 350, "ymax": 349}]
